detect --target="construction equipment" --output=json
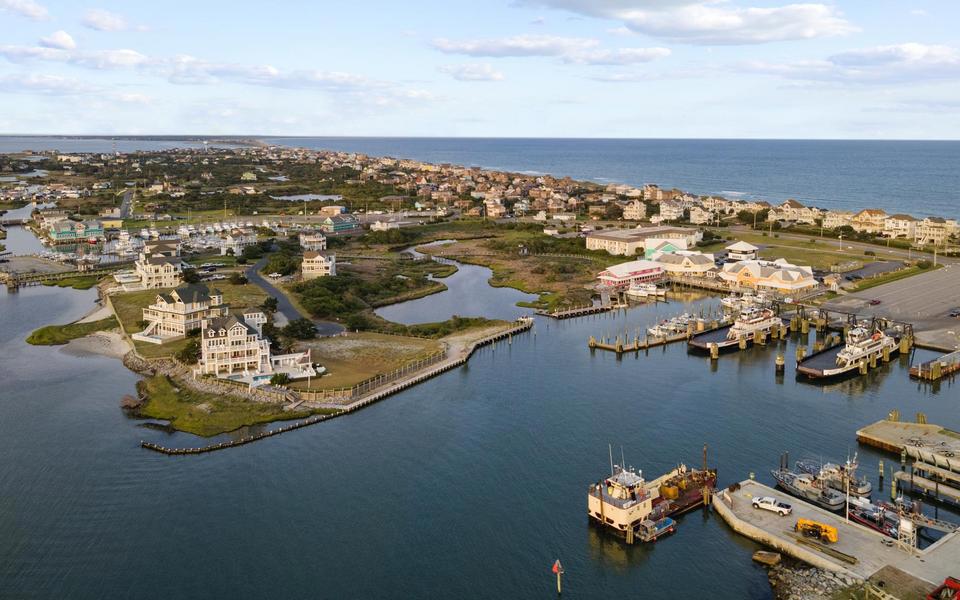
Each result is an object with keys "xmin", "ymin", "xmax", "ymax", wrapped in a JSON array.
[
  {"xmin": 927, "ymin": 577, "xmax": 960, "ymax": 600},
  {"xmin": 795, "ymin": 519, "xmax": 839, "ymax": 543}
]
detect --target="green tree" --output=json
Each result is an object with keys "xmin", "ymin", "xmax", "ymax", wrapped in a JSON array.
[
  {"xmin": 282, "ymin": 318, "xmax": 317, "ymax": 340},
  {"xmin": 261, "ymin": 297, "xmax": 279, "ymax": 313},
  {"xmin": 175, "ymin": 338, "xmax": 201, "ymax": 364},
  {"xmin": 229, "ymin": 271, "xmax": 248, "ymax": 285}
]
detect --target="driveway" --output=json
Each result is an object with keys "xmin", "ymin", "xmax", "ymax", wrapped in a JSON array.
[{"xmin": 246, "ymin": 256, "xmax": 344, "ymax": 336}]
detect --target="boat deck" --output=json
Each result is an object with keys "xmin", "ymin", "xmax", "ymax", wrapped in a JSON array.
[
  {"xmin": 796, "ymin": 344, "xmax": 844, "ymax": 376},
  {"xmin": 688, "ymin": 325, "xmax": 733, "ymax": 349},
  {"xmin": 714, "ymin": 479, "xmax": 958, "ymax": 586}
]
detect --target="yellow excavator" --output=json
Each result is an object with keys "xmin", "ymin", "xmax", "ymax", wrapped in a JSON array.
[{"xmin": 795, "ymin": 519, "xmax": 838, "ymax": 543}]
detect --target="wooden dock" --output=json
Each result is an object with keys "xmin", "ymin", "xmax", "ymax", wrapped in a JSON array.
[
  {"xmin": 141, "ymin": 318, "xmax": 535, "ymax": 455},
  {"xmin": 588, "ymin": 331, "xmax": 691, "ymax": 353},
  {"xmin": 537, "ymin": 304, "xmax": 616, "ymax": 320},
  {"xmin": 910, "ymin": 349, "xmax": 960, "ymax": 381}
]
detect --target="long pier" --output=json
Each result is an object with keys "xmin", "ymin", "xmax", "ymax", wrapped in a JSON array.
[
  {"xmin": 537, "ymin": 304, "xmax": 616, "ymax": 320},
  {"xmin": 2, "ymin": 266, "xmax": 119, "ymax": 290},
  {"xmin": 588, "ymin": 330, "xmax": 691, "ymax": 353},
  {"xmin": 141, "ymin": 318, "xmax": 535, "ymax": 455}
]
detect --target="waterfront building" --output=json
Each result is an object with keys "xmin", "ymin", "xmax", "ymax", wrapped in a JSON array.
[
  {"xmin": 48, "ymin": 220, "xmax": 105, "ymax": 242},
  {"xmin": 767, "ymin": 199, "xmax": 822, "ymax": 225},
  {"xmin": 197, "ymin": 311, "xmax": 271, "ymax": 376},
  {"xmin": 597, "ymin": 260, "xmax": 665, "ymax": 288},
  {"xmin": 370, "ymin": 220, "xmax": 402, "ymax": 231},
  {"xmin": 302, "ymin": 251, "xmax": 336, "ymax": 279},
  {"xmin": 196, "ymin": 311, "xmax": 318, "ymax": 384},
  {"xmin": 883, "ymin": 214, "xmax": 917, "ymax": 239},
  {"xmin": 725, "ymin": 241, "xmax": 759, "ymax": 261},
  {"xmin": 298, "ymin": 231, "xmax": 327, "ymax": 251},
  {"xmin": 134, "ymin": 283, "xmax": 229, "ymax": 343},
  {"xmin": 718, "ymin": 259, "xmax": 818, "ymax": 294},
  {"xmin": 654, "ymin": 252, "xmax": 716, "ymax": 277},
  {"xmin": 850, "ymin": 209, "xmax": 888, "ymax": 234}
]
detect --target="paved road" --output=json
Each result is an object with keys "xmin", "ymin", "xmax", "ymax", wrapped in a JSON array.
[
  {"xmin": 119, "ymin": 189, "xmax": 133, "ymax": 219},
  {"xmin": 246, "ymin": 256, "xmax": 344, "ymax": 335}
]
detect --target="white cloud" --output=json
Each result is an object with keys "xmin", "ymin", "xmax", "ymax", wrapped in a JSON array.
[
  {"xmin": 432, "ymin": 34, "xmax": 598, "ymax": 57},
  {"xmin": 0, "ymin": 0, "xmax": 47, "ymax": 20},
  {"xmin": 519, "ymin": 0, "xmax": 857, "ymax": 45},
  {"xmin": 438, "ymin": 63, "xmax": 505, "ymax": 81},
  {"xmin": 740, "ymin": 43, "xmax": 960, "ymax": 85},
  {"xmin": 564, "ymin": 47, "xmax": 670, "ymax": 64},
  {"xmin": 82, "ymin": 8, "xmax": 145, "ymax": 32},
  {"xmin": 0, "ymin": 73, "xmax": 94, "ymax": 95},
  {"xmin": 39, "ymin": 30, "xmax": 76, "ymax": 50}
]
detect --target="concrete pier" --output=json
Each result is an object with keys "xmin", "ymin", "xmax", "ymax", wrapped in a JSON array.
[{"xmin": 714, "ymin": 480, "xmax": 958, "ymax": 587}]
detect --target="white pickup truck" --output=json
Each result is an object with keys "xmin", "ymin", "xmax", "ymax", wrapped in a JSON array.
[{"xmin": 751, "ymin": 496, "xmax": 793, "ymax": 516}]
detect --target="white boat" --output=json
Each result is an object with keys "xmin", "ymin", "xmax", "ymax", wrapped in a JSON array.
[
  {"xmin": 647, "ymin": 313, "xmax": 693, "ymax": 337},
  {"xmin": 797, "ymin": 454, "xmax": 872, "ymax": 496},
  {"xmin": 626, "ymin": 283, "xmax": 666, "ymax": 299}
]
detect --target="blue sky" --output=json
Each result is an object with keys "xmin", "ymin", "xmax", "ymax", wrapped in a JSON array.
[{"xmin": 1, "ymin": 0, "xmax": 959, "ymax": 138}]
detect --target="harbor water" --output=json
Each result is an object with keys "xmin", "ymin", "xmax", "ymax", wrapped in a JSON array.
[{"xmin": 1, "ymin": 243, "xmax": 957, "ymax": 597}]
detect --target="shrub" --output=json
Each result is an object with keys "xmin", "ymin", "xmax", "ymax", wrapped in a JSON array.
[{"xmin": 270, "ymin": 373, "xmax": 291, "ymax": 386}]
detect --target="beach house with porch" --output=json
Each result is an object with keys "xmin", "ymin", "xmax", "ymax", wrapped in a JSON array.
[{"xmin": 133, "ymin": 283, "xmax": 229, "ymax": 344}]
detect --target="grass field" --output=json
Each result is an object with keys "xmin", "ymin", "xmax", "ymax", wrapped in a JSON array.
[
  {"xmin": 43, "ymin": 276, "xmax": 101, "ymax": 290},
  {"xmin": 849, "ymin": 264, "xmax": 942, "ymax": 292},
  {"xmin": 26, "ymin": 317, "xmax": 118, "ymax": 345},
  {"xmin": 292, "ymin": 332, "xmax": 443, "ymax": 390},
  {"xmin": 136, "ymin": 375, "xmax": 329, "ymax": 437},
  {"xmin": 111, "ymin": 282, "xmax": 268, "ymax": 358}
]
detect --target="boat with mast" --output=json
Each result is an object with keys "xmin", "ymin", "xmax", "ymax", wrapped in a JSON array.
[
  {"xmin": 587, "ymin": 445, "xmax": 717, "ymax": 544},
  {"xmin": 796, "ymin": 454, "xmax": 872, "ymax": 497},
  {"xmin": 771, "ymin": 453, "xmax": 845, "ymax": 512}
]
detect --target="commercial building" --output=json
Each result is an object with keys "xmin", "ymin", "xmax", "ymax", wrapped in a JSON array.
[
  {"xmin": 597, "ymin": 260, "xmax": 665, "ymax": 288},
  {"xmin": 654, "ymin": 252, "xmax": 716, "ymax": 277},
  {"xmin": 725, "ymin": 241, "xmax": 759, "ymax": 261},
  {"xmin": 718, "ymin": 259, "xmax": 818, "ymax": 294},
  {"xmin": 586, "ymin": 226, "xmax": 700, "ymax": 256},
  {"xmin": 321, "ymin": 214, "xmax": 361, "ymax": 234}
]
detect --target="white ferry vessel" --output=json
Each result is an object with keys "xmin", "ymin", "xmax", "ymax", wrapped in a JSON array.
[
  {"xmin": 798, "ymin": 326, "xmax": 899, "ymax": 379},
  {"xmin": 715, "ymin": 307, "xmax": 782, "ymax": 348}
]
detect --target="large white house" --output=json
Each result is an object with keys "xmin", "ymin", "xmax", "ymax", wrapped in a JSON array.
[
  {"xmin": 131, "ymin": 240, "xmax": 184, "ymax": 290},
  {"xmin": 883, "ymin": 214, "xmax": 918, "ymax": 239},
  {"xmin": 298, "ymin": 231, "xmax": 327, "ymax": 251},
  {"xmin": 133, "ymin": 284, "xmax": 229, "ymax": 344},
  {"xmin": 302, "ymin": 251, "xmax": 336, "ymax": 279},
  {"xmin": 196, "ymin": 311, "xmax": 318, "ymax": 385}
]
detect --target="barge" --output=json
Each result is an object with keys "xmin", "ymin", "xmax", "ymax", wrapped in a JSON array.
[{"xmin": 587, "ymin": 447, "xmax": 717, "ymax": 544}]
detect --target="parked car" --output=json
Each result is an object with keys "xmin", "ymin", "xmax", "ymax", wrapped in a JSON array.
[{"xmin": 752, "ymin": 496, "xmax": 793, "ymax": 516}]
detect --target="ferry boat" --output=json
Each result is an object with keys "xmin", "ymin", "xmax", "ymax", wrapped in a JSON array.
[
  {"xmin": 587, "ymin": 449, "xmax": 717, "ymax": 545},
  {"xmin": 714, "ymin": 307, "xmax": 782, "ymax": 348},
  {"xmin": 797, "ymin": 327, "xmax": 899, "ymax": 379},
  {"xmin": 625, "ymin": 283, "xmax": 666, "ymax": 300},
  {"xmin": 796, "ymin": 455, "xmax": 872, "ymax": 497},
  {"xmin": 771, "ymin": 464, "xmax": 845, "ymax": 512}
]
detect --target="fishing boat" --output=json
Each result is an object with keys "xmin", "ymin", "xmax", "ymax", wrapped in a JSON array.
[
  {"xmin": 772, "ymin": 455, "xmax": 845, "ymax": 511},
  {"xmin": 587, "ymin": 447, "xmax": 717, "ymax": 544},
  {"xmin": 796, "ymin": 455, "xmax": 872, "ymax": 497},
  {"xmin": 625, "ymin": 283, "xmax": 666, "ymax": 300}
]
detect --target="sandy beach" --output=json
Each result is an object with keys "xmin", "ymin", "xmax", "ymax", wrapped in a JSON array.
[
  {"xmin": 76, "ymin": 302, "xmax": 113, "ymax": 323},
  {"xmin": 60, "ymin": 331, "xmax": 131, "ymax": 359}
]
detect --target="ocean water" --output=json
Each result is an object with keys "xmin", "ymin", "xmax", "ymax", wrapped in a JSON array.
[{"xmin": 264, "ymin": 137, "xmax": 960, "ymax": 220}]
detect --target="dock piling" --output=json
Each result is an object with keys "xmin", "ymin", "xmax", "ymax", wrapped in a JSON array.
[{"xmin": 775, "ymin": 354, "xmax": 785, "ymax": 374}]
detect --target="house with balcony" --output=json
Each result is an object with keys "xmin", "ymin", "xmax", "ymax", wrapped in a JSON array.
[
  {"xmin": 133, "ymin": 283, "xmax": 229, "ymax": 344},
  {"xmin": 916, "ymin": 217, "xmax": 959, "ymax": 246},
  {"xmin": 623, "ymin": 200, "xmax": 647, "ymax": 221},
  {"xmin": 883, "ymin": 214, "xmax": 917, "ymax": 239},
  {"xmin": 302, "ymin": 251, "xmax": 336, "ymax": 279},
  {"xmin": 689, "ymin": 206, "xmax": 714, "ymax": 225},
  {"xmin": 298, "ymin": 231, "xmax": 327, "ymax": 251},
  {"xmin": 128, "ymin": 240, "xmax": 185, "ymax": 290},
  {"xmin": 850, "ymin": 209, "xmax": 888, "ymax": 234},
  {"xmin": 823, "ymin": 210, "xmax": 854, "ymax": 230}
]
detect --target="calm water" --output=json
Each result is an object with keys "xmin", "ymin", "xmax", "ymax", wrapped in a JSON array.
[
  {"xmin": 1, "ymin": 232, "xmax": 957, "ymax": 597},
  {"xmin": 264, "ymin": 137, "xmax": 960, "ymax": 220}
]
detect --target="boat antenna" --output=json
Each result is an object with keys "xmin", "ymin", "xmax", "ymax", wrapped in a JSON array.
[
  {"xmin": 609, "ymin": 444, "xmax": 614, "ymax": 477},
  {"xmin": 621, "ymin": 446, "xmax": 626, "ymax": 473}
]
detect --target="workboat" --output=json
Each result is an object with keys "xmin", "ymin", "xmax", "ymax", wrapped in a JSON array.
[
  {"xmin": 846, "ymin": 496, "xmax": 899, "ymax": 538},
  {"xmin": 796, "ymin": 455, "xmax": 872, "ymax": 497},
  {"xmin": 625, "ymin": 283, "xmax": 666, "ymax": 300},
  {"xmin": 720, "ymin": 292, "xmax": 768, "ymax": 312},
  {"xmin": 771, "ymin": 464, "xmax": 845, "ymax": 512},
  {"xmin": 715, "ymin": 307, "xmax": 782, "ymax": 348},
  {"xmin": 647, "ymin": 313, "xmax": 694, "ymax": 338},
  {"xmin": 588, "ymin": 448, "xmax": 717, "ymax": 544}
]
